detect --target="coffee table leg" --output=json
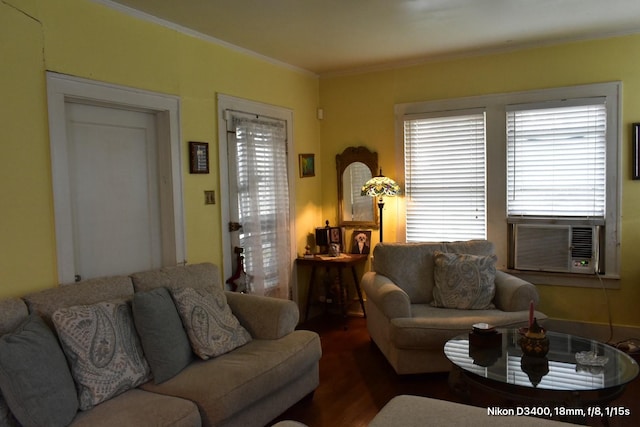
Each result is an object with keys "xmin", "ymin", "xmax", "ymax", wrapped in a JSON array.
[{"xmin": 448, "ymin": 365, "xmax": 471, "ymax": 402}]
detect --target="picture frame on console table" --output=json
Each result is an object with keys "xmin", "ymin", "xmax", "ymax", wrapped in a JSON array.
[{"xmin": 350, "ymin": 230, "xmax": 371, "ymax": 254}]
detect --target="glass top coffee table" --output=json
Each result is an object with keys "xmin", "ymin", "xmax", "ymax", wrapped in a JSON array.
[{"xmin": 444, "ymin": 329, "xmax": 638, "ymax": 417}]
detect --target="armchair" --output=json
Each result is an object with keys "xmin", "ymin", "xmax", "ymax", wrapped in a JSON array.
[{"xmin": 362, "ymin": 240, "xmax": 546, "ymax": 374}]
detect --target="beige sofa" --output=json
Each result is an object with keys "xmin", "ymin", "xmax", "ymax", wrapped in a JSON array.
[
  {"xmin": 0, "ymin": 263, "xmax": 321, "ymax": 427},
  {"xmin": 362, "ymin": 240, "xmax": 546, "ymax": 374}
]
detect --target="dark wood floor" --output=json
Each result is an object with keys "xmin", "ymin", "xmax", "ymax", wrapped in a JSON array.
[{"xmin": 271, "ymin": 316, "xmax": 640, "ymax": 427}]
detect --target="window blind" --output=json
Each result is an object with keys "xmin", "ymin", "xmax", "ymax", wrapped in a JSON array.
[
  {"xmin": 507, "ymin": 100, "xmax": 606, "ymax": 218},
  {"xmin": 404, "ymin": 112, "xmax": 486, "ymax": 242},
  {"xmin": 232, "ymin": 115, "xmax": 290, "ymax": 292}
]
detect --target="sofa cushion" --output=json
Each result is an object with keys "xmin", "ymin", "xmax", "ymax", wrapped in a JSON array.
[
  {"xmin": 140, "ymin": 330, "xmax": 321, "ymax": 426},
  {"xmin": 133, "ymin": 287, "xmax": 194, "ymax": 383},
  {"xmin": 432, "ymin": 251, "xmax": 497, "ymax": 310},
  {"xmin": 131, "ymin": 262, "xmax": 220, "ymax": 292},
  {"xmin": 23, "ymin": 276, "xmax": 134, "ymax": 329},
  {"xmin": 70, "ymin": 388, "xmax": 201, "ymax": 427},
  {"xmin": 52, "ymin": 300, "xmax": 151, "ymax": 410},
  {"xmin": 0, "ymin": 298, "xmax": 28, "ymax": 336},
  {"xmin": 0, "ymin": 314, "xmax": 78, "ymax": 427},
  {"xmin": 170, "ymin": 286, "xmax": 251, "ymax": 360}
]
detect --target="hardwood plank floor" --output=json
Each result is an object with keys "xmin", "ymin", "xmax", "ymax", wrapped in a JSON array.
[{"xmin": 271, "ymin": 316, "xmax": 640, "ymax": 427}]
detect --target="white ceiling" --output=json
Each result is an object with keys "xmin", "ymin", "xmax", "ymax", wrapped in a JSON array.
[{"xmin": 105, "ymin": 0, "xmax": 640, "ymax": 75}]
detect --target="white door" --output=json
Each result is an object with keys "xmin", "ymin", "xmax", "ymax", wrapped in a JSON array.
[{"xmin": 65, "ymin": 102, "xmax": 162, "ymax": 280}]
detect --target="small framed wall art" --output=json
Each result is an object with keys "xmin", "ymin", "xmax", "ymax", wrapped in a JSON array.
[
  {"xmin": 299, "ymin": 153, "xmax": 315, "ymax": 178},
  {"xmin": 189, "ymin": 141, "xmax": 209, "ymax": 174},
  {"xmin": 633, "ymin": 123, "xmax": 640, "ymax": 180}
]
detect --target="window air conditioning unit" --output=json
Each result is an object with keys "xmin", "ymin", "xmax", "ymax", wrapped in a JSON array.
[{"xmin": 513, "ymin": 224, "xmax": 599, "ymax": 274}]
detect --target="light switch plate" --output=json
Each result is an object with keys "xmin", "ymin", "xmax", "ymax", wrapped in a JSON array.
[{"xmin": 204, "ymin": 190, "xmax": 215, "ymax": 205}]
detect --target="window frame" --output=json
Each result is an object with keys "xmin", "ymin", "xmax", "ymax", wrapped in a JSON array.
[{"xmin": 395, "ymin": 82, "xmax": 621, "ymax": 287}]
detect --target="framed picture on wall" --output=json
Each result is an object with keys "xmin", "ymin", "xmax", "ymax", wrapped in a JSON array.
[
  {"xmin": 189, "ymin": 141, "xmax": 209, "ymax": 174},
  {"xmin": 350, "ymin": 230, "xmax": 371, "ymax": 254},
  {"xmin": 299, "ymin": 153, "xmax": 315, "ymax": 177}
]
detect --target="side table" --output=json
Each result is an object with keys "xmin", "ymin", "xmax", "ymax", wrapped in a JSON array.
[{"xmin": 296, "ymin": 254, "xmax": 368, "ymax": 323}]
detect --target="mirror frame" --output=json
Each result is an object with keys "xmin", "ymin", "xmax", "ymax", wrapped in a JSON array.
[{"xmin": 336, "ymin": 146, "xmax": 379, "ymax": 228}]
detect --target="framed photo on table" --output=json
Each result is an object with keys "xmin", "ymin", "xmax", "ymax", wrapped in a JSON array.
[
  {"xmin": 350, "ymin": 230, "xmax": 371, "ymax": 254},
  {"xmin": 315, "ymin": 226, "xmax": 343, "ymax": 253}
]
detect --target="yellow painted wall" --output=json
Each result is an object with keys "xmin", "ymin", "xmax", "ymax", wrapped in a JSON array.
[
  {"xmin": 0, "ymin": 0, "xmax": 323, "ymax": 301},
  {"xmin": 319, "ymin": 35, "xmax": 640, "ymax": 328}
]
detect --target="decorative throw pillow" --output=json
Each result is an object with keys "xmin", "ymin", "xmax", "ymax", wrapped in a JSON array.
[
  {"xmin": 169, "ymin": 286, "xmax": 252, "ymax": 360},
  {"xmin": 431, "ymin": 251, "xmax": 497, "ymax": 310},
  {"xmin": 52, "ymin": 301, "xmax": 151, "ymax": 410},
  {"xmin": 0, "ymin": 314, "xmax": 78, "ymax": 427},
  {"xmin": 132, "ymin": 287, "xmax": 193, "ymax": 383}
]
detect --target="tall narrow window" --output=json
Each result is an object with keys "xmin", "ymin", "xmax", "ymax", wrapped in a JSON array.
[
  {"xmin": 507, "ymin": 99, "xmax": 607, "ymax": 218},
  {"xmin": 403, "ymin": 111, "xmax": 487, "ymax": 242},
  {"xmin": 228, "ymin": 113, "xmax": 291, "ymax": 298}
]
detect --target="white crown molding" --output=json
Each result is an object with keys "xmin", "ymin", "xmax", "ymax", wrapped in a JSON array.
[{"xmin": 91, "ymin": 0, "xmax": 317, "ymax": 77}]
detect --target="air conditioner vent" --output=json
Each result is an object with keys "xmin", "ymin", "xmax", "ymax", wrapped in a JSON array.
[{"xmin": 571, "ymin": 227, "xmax": 594, "ymax": 259}]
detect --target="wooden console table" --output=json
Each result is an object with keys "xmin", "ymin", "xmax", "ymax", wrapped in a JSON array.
[{"xmin": 296, "ymin": 254, "xmax": 368, "ymax": 323}]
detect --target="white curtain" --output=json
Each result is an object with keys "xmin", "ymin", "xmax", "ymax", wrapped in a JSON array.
[{"xmin": 232, "ymin": 114, "xmax": 290, "ymax": 298}]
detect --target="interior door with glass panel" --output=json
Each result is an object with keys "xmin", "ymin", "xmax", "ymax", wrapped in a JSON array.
[{"xmin": 225, "ymin": 110, "xmax": 291, "ymax": 298}]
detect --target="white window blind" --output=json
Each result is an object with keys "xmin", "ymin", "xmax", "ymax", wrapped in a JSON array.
[
  {"xmin": 232, "ymin": 115, "xmax": 290, "ymax": 294},
  {"xmin": 507, "ymin": 100, "xmax": 606, "ymax": 218},
  {"xmin": 404, "ymin": 112, "xmax": 487, "ymax": 242}
]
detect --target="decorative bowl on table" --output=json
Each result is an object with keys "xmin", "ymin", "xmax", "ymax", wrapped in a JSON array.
[{"xmin": 519, "ymin": 318, "xmax": 549, "ymax": 357}]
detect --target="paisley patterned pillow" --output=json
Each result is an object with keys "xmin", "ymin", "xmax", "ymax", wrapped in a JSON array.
[
  {"xmin": 431, "ymin": 251, "xmax": 497, "ymax": 310},
  {"xmin": 169, "ymin": 286, "xmax": 251, "ymax": 360},
  {"xmin": 52, "ymin": 301, "xmax": 151, "ymax": 410}
]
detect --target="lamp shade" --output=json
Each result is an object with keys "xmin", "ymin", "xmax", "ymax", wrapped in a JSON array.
[{"xmin": 361, "ymin": 170, "xmax": 401, "ymax": 198}]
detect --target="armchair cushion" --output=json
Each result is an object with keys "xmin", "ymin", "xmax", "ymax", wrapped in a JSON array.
[{"xmin": 431, "ymin": 251, "xmax": 497, "ymax": 310}]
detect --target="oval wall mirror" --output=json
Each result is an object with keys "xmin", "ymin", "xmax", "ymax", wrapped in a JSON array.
[{"xmin": 336, "ymin": 146, "xmax": 378, "ymax": 228}]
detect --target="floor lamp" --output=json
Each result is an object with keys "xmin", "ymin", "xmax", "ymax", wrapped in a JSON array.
[{"xmin": 361, "ymin": 169, "xmax": 401, "ymax": 242}]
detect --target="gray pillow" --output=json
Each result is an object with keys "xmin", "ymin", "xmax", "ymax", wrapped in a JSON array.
[
  {"xmin": 0, "ymin": 313, "xmax": 78, "ymax": 427},
  {"xmin": 133, "ymin": 287, "xmax": 193, "ymax": 383},
  {"xmin": 170, "ymin": 286, "xmax": 252, "ymax": 360}
]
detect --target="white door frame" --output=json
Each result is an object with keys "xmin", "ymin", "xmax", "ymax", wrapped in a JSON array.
[
  {"xmin": 46, "ymin": 72, "xmax": 186, "ymax": 284},
  {"xmin": 217, "ymin": 93, "xmax": 297, "ymax": 301}
]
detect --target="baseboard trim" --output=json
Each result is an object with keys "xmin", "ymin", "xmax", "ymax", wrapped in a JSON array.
[{"xmin": 544, "ymin": 318, "xmax": 640, "ymax": 344}]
